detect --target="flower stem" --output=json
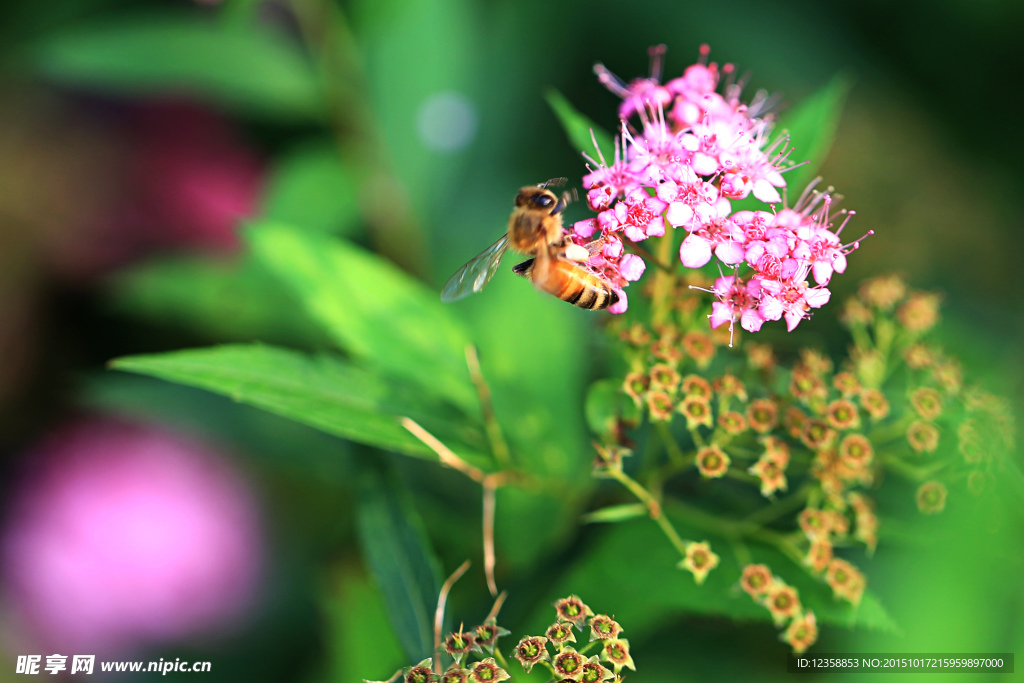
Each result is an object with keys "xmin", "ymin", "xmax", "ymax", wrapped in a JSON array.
[
  {"xmin": 493, "ymin": 647, "xmax": 511, "ymax": 671},
  {"xmin": 741, "ymin": 484, "xmax": 811, "ymax": 526},
  {"xmin": 607, "ymin": 469, "xmax": 689, "ymax": 557},
  {"xmin": 655, "ymin": 422, "xmax": 687, "ymax": 465},
  {"xmin": 626, "ymin": 241, "xmax": 673, "ymax": 272},
  {"xmin": 881, "ymin": 452, "xmax": 947, "ymax": 481},
  {"xmin": 650, "ymin": 230, "xmax": 676, "ymax": 326},
  {"xmin": 465, "ymin": 345, "xmax": 512, "ymax": 469}
]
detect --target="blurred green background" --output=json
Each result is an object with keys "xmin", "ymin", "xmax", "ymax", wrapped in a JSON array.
[{"xmin": 0, "ymin": 0, "xmax": 1021, "ymax": 681}]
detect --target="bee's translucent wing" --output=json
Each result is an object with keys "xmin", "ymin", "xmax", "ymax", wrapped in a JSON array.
[{"xmin": 441, "ymin": 234, "xmax": 511, "ymax": 302}]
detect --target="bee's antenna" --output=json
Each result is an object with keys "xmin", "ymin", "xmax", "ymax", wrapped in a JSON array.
[{"xmin": 540, "ymin": 177, "xmax": 568, "ymax": 189}]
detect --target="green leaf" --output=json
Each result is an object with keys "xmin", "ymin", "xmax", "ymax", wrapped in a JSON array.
[
  {"xmin": 247, "ymin": 222, "xmax": 478, "ymax": 414},
  {"xmin": 546, "ymin": 89, "xmax": 615, "ymax": 163},
  {"xmin": 32, "ymin": 16, "xmax": 323, "ymax": 121},
  {"xmin": 107, "ymin": 255, "xmax": 329, "ymax": 345},
  {"xmin": 110, "ymin": 344, "xmax": 490, "ymax": 466},
  {"xmin": 580, "ymin": 503, "xmax": 649, "ymax": 524},
  {"xmin": 261, "ymin": 144, "xmax": 360, "ymax": 236},
  {"xmin": 778, "ymin": 74, "xmax": 850, "ymax": 194},
  {"xmin": 356, "ymin": 462, "xmax": 442, "ymax": 663},
  {"xmin": 527, "ymin": 515, "xmax": 898, "ymax": 639},
  {"xmin": 82, "ymin": 373, "xmax": 352, "ymax": 479}
]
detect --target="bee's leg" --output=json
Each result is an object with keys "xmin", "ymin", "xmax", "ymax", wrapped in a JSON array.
[
  {"xmin": 512, "ymin": 258, "xmax": 535, "ymax": 279},
  {"xmin": 531, "ymin": 245, "xmax": 554, "ymax": 292}
]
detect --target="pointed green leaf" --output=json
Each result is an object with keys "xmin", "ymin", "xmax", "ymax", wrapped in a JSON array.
[
  {"xmin": 778, "ymin": 74, "xmax": 850, "ymax": 194},
  {"xmin": 110, "ymin": 344, "xmax": 490, "ymax": 467},
  {"xmin": 108, "ymin": 255, "xmax": 328, "ymax": 345},
  {"xmin": 356, "ymin": 462, "xmax": 442, "ymax": 663},
  {"xmin": 546, "ymin": 89, "xmax": 615, "ymax": 163},
  {"xmin": 82, "ymin": 373, "xmax": 353, "ymax": 479},
  {"xmin": 247, "ymin": 222, "xmax": 478, "ymax": 414},
  {"xmin": 580, "ymin": 503, "xmax": 649, "ymax": 524},
  {"xmin": 32, "ymin": 16, "xmax": 323, "ymax": 120}
]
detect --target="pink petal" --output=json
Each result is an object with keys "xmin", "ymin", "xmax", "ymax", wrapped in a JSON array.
[
  {"xmin": 572, "ymin": 218, "xmax": 598, "ymax": 239},
  {"xmin": 692, "ymin": 152, "xmax": 719, "ymax": 176},
  {"xmin": 624, "ymin": 224, "xmax": 647, "ymax": 242},
  {"xmin": 759, "ymin": 295, "xmax": 783, "ymax": 321},
  {"xmin": 812, "ymin": 260, "xmax": 834, "ymax": 286},
  {"xmin": 745, "ymin": 242, "xmax": 766, "ymax": 266},
  {"xmin": 784, "ymin": 309, "xmax": 804, "ymax": 332},
  {"xmin": 712, "ymin": 197, "xmax": 732, "ymax": 218},
  {"xmin": 603, "ymin": 239, "xmax": 623, "ymax": 258},
  {"xmin": 619, "ymin": 253, "xmax": 646, "ymax": 281},
  {"xmin": 792, "ymin": 242, "xmax": 811, "ymax": 261},
  {"xmin": 656, "ymin": 181, "xmax": 679, "ymax": 203},
  {"xmin": 832, "ymin": 252, "xmax": 848, "ymax": 274},
  {"xmin": 709, "ymin": 302, "xmax": 733, "ymax": 328},
  {"xmin": 665, "ymin": 202, "xmax": 694, "ymax": 228},
  {"xmin": 614, "ymin": 202, "xmax": 628, "ymax": 222},
  {"xmin": 644, "ymin": 197, "xmax": 668, "ymax": 214},
  {"xmin": 780, "ymin": 258, "xmax": 800, "ymax": 280},
  {"xmin": 753, "ymin": 178, "xmax": 782, "ymax": 203},
  {"xmin": 741, "ymin": 308, "xmax": 765, "ymax": 332},
  {"xmin": 645, "ymin": 217, "xmax": 666, "ymax": 237},
  {"xmin": 597, "ymin": 209, "xmax": 619, "ymax": 231},
  {"xmin": 715, "ymin": 240, "xmax": 745, "ymax": 265},
  {"xmin": 804, "ymin": 287, "xmax": 831, "ymax": 309},
  {"xmin": 679, "ymin": 234, "xmax": 712, "ymax": 268}
]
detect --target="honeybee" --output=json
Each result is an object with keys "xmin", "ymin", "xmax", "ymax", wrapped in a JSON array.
[{"xmin": 441, "ymin": 179, "xmax": 619, "ymax": 310}]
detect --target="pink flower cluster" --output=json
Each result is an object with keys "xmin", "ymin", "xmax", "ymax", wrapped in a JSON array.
[{"xmin": 570, "ymin": 46, "xmax": 870, "ymax": 334}]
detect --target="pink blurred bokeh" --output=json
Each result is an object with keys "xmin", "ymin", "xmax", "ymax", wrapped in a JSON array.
[
  {"xmin": 1, "ymin": 418, "xmax": 263, "ymax": 655},
  {"xmin": 46, "ymin": 99, "xmax": 265, "ymax": 279}
]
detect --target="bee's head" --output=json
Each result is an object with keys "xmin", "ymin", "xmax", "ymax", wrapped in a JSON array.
[{"xmin": 515, "ymin": 187, "xmax": 557, "ymax": 211}]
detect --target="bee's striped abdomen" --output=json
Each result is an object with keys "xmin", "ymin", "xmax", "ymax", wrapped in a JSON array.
[{"xmin": 513, "ymin": 258, "xmax": 619, "ymax": 311}]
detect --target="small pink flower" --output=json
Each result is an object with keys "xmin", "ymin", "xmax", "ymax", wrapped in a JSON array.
[
  {"xmin": 617, "ymin": 79, "xmax": 673, "ymax": 121},
  {"xmin": 595, "ymin": 45, "xmax": 673, "ymax": 121},
  {"xmin": 583, "ymin": 158, "xmax": 642, "ymax": 211},
  {"xmin": 679, "ymin": 217, "xmax": 744, "ymax": 268},
  {"xmin": 614, "ymin": 189, "xmax": 667, "ymax": 242},
  {"xmin": 602, "ymin": 235, "xmax": 624, "ymax": 258},
  {"xmin": 658, "ymin": 173, "xmax": 728, "ymax": 230},
  {"xmin": 709, "ymin": 276, "xmax": 765, "ymax": 342},
  {"xmin": 759, "ymin": 279, "xmax": 831, "ymax": 331}
]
